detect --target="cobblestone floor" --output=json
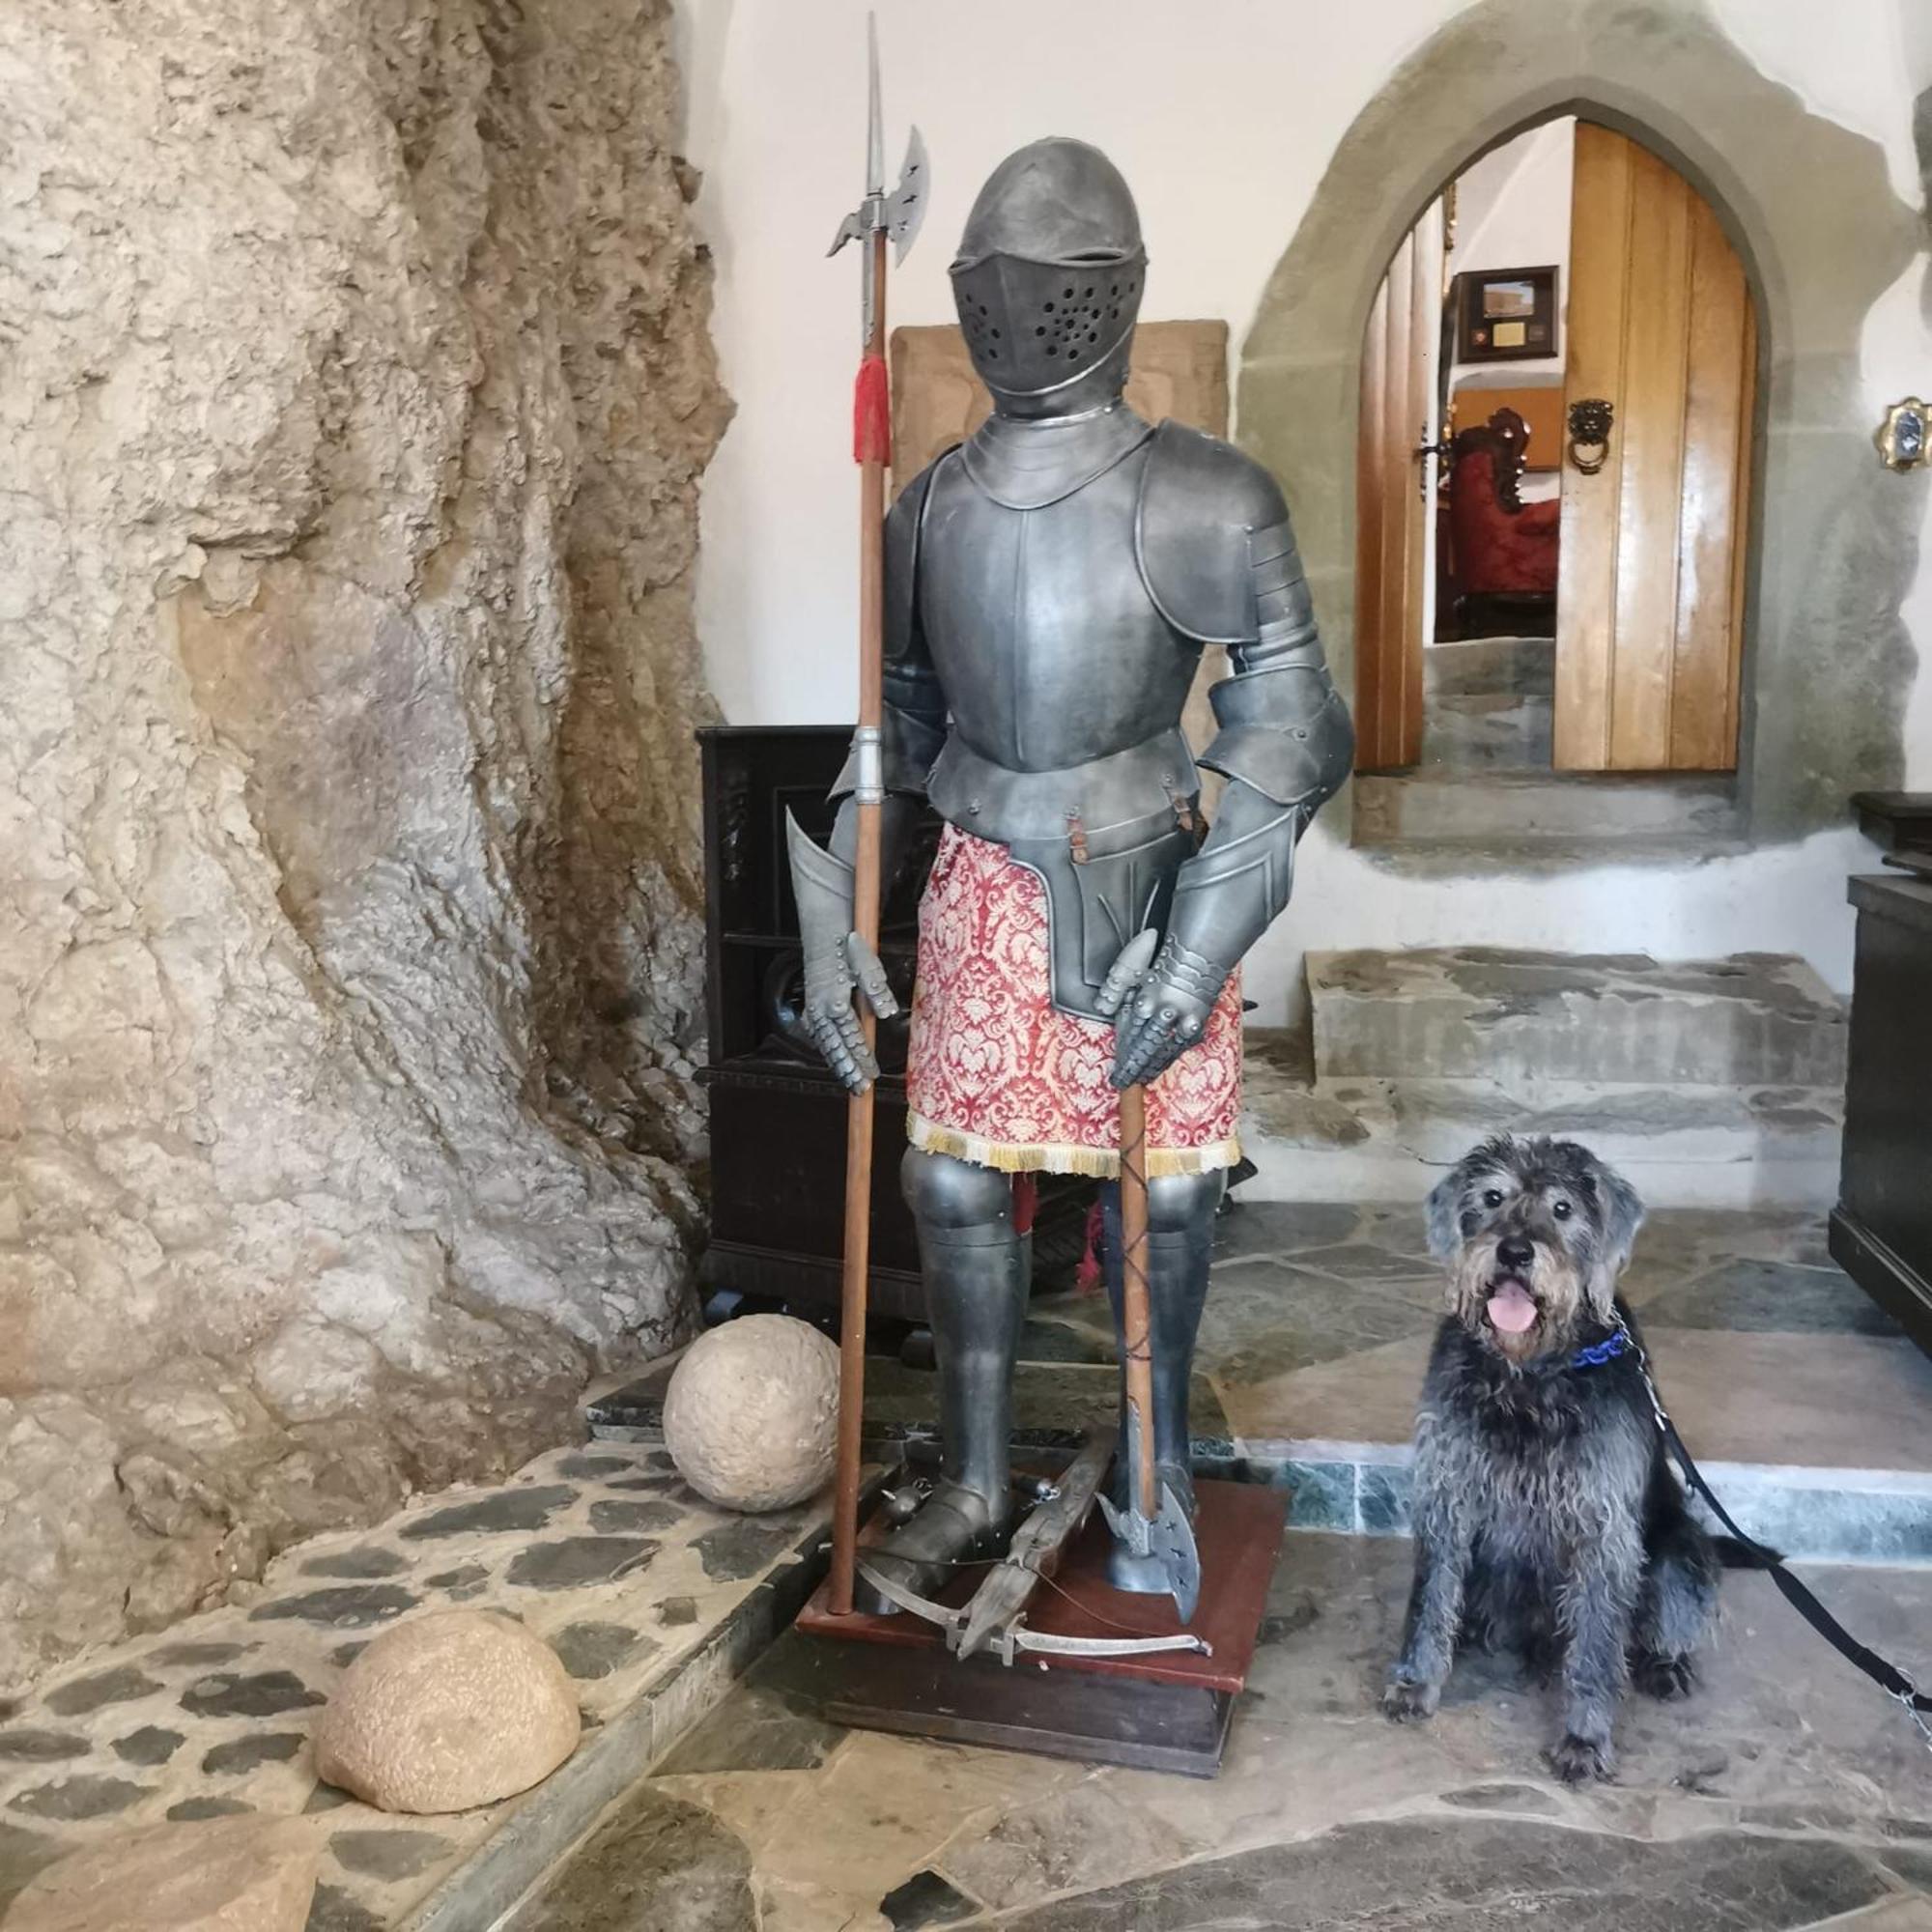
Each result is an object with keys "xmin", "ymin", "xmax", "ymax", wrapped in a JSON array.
[
  {"xmin": 0, "ymin": 1443, "xmax": 828, "ymax": 1928},
  {"xmin": 515, "ymin": 1533, "xmax": 1932, "ymax": 1931}
]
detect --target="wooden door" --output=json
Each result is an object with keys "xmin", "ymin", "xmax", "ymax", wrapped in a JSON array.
[
  {"xmin": 1555, "ymin": 124, "xmax": 1756, "ymax": 772},
  {"xmin": 1354, "ymin": 203, "xmax": 1442, "ymax": 771}
]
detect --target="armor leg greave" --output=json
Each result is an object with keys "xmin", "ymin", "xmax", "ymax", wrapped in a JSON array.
[
  {"xmin": 854, "ymin": 1149, "xmax": 1027, "ymax": 1616},
  {"xmin": 1101, "ymin": 1167, "xmax": 1224, "ymax": 1531}
]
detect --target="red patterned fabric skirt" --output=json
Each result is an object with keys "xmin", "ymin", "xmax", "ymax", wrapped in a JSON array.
[{"xmin": 904, "ymin": 825, "xmax": 1243, "ymax": 1179}]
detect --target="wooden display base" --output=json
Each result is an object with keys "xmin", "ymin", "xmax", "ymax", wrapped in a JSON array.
[{"xmin": 793, "ymin": 1478, "xmax": 1288, "ymax": 1776}]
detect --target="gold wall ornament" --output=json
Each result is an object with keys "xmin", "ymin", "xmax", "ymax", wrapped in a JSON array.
[{"xmin": 1875, "ymin": 397, "xmax": 1930, "ymax": 472}]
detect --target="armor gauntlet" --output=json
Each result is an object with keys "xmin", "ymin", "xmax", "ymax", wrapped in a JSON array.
[
  {"xmin": 786, "ymin": 462, "xmax": 947, "ymax": 1094},
  {"xmin": 1108, "ymin": 517, "xmax": 1353, "ymax": 1087},
  {"xmin": 785, "ymin": 801, "xmax": 915, "ymax": 1094}
]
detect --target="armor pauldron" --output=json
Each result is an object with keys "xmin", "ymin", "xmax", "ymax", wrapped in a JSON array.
[{"xmin": 1135, "ymin": 423, "xmax": 1303, "ymax": 645}]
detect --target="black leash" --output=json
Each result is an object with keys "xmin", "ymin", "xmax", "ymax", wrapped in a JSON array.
[{"xmin": 1612, "ymin": 1316, "xmax": 1932, "ymax": 1749}]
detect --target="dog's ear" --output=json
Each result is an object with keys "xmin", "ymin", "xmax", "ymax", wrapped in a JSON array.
[
  {"xmin": 1586, "ymin": 1158, "xmax": 1645, "ymax": 1313},
  {"xmin": 1424, "ymin": 1169, "xmax": 1463, "ymax": 1264}
]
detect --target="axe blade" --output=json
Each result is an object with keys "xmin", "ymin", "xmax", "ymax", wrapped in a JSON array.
[
  {"xmin": 887, "ymin": 126, "xmax": 928, "ymax": 264},
  {"xmin": 1097, "ymin": 1483, "xmax": 1203, "ymax": 1627}
]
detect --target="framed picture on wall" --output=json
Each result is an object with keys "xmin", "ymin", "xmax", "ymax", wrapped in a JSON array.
[{"xmin": 1455, "ymin": 266, "xmax": 1559, "ymax": 361}]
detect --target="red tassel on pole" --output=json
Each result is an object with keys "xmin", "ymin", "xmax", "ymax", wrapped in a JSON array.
[{"xmin": 853, "ymin": 353, "xmax": 891, "ymax": 466}]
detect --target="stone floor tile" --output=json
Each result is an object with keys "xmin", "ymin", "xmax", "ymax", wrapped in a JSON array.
[
  {"xmin": 327, "ymin": 1827, "xmax": 454, "ymax": 1881},
  {"xmin": 0, "ymin": 1731, "xmax": 89, "ymax": 1764},
  {"xmin": 879, "ymin": 1866, "xmax": 980, "ymax": 1929},
  {"xmin": 248, "ymin": 1584, "xmax": 419, "ymax": 1630},
  {"xmin": 1644, "ymin": 1258, "xmax": 1904, "ymax": 1337},
  {"xmin": 995, "ymin": 1820, "xmax": 1892, "ymax": 1930},
  {"xmin": 509, "ymin": 1784, "xmax": 758, "ymax": 1929},
  {"xmin": 398, "ymin": 1485, "xmax": 581, "ymax": 1541},
  {"xmin": 299, "ymin": 1547, "xmax": 412, "ymax": 1580},
  {"xmin": 40, "ymin": 1667, "xmax": 162, "ymax": 1718},
  {"xmin": 180, "ymin": 1669, "xmax": 327, "ymax": 1719}
]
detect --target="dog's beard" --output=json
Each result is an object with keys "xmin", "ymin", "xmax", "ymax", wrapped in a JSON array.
[{"xmin": 1447, "ymin": 1236, "xmax": 1585, "ymax": 1363}]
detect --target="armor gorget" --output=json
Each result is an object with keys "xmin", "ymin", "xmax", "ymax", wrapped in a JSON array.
[{"xmin": 959, "ymin": 405, "xmax": 1154, "ymax": 511}]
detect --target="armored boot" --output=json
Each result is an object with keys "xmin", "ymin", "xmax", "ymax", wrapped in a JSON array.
[
  {"xmin": 1099, "ymin": 1167, "xmax": 1224, "ymax": 1594},
  {"xmin": 856, "ymin": 1148, "xmax": 1027, "ymax": 1617}
]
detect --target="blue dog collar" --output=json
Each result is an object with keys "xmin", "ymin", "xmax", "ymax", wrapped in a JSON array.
[{"xmin": 1570, "ymin": 1329, "xmax": 1632, "ymax": 1370}]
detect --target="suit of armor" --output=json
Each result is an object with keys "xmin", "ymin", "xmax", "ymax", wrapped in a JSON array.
[{"xmin": 788, "ymin": 140, "xmax": 1351, "ymax": 1608}]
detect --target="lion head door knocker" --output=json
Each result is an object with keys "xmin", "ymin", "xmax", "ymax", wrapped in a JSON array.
[
  {"xmin": 1567, "ymin": 397, "xmax": 1615, "ymax": 475},
  {"xmin": 1875, "ymin": 397, "xmax": 1930, "ymax": 472}
]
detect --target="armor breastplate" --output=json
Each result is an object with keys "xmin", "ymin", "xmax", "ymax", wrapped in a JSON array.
[
  {"xmin": 918, "ymin": 440, "xmax": 1201, "ymax": 774},
  {"xmin": 915, "ymin": 425, "xmax": 1207, "ymax": 1019}
]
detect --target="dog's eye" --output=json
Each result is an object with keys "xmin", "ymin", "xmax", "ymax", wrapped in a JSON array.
[
  {"xmin": 1482, "ymin": 1189, "xmax": 1503, "ymax": 1208},
  {"xmin": 1552, "ymin": 1200, "xmax": 1572, "ymax": 1220}
]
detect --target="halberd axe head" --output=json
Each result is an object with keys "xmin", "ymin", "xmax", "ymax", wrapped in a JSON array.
[{"xmin": 1099, "ymin": 1481, "xmax": 1203, "ymax": 1626}]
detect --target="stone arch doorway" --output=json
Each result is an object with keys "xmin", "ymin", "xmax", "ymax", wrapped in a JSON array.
[
  {"xmin": 1238, "ymin": 0, "xmax": 1921, "ymax": 858},
  {"xmin": 1356, "ymin": 115, "xmax": 1760, "ymax": 810}
]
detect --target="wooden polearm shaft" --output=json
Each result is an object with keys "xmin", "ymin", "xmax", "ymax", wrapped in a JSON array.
[
  {"xmin": 1117, "ymin": 1080, "xmax": 1158, "ymax": 1520},
  {"xmin": 828, "ymin": 221, "xmax": 891, "ymax": 1618}
]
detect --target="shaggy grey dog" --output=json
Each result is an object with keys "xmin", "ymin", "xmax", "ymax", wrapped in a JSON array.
[{"xmin": 1383, "ymin": 1134, "xmax": 1719, "ymax": 1782}]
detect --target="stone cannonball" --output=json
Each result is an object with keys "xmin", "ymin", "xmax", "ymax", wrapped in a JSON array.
[
  {"xmin": 662, "ymin": 1314, "xmax": 840, "ymax": 1512},
  {"xmin": 314, "ymin": 1609, "xmax": 580, "ymax": 1813}
]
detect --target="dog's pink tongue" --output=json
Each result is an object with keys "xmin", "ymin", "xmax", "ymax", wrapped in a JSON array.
[{"xmin": 1487, "ymin": 1281, "xmax": 1539, "ymax": 1333}]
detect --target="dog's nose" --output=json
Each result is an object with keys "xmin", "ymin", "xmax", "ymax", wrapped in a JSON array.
[{"xmin": 1496, "ymin": 1236, "xmax": 1535, "ymax": 1272}]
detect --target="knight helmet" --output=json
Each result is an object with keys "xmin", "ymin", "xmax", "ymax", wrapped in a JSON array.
[{"xmin": 950, "ymin": 138, "xmax": 1147, "ymax": 406}]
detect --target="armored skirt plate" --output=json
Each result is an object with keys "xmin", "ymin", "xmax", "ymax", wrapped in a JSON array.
[{"xmin": 793, "ymin": 1478, "xmax": 1288, "ymax": 1777}]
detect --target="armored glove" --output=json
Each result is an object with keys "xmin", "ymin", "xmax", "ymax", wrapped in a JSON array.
[
  {"xmin": 1096, "ymin": 928, "xmax": 1227, "ymax": 1090},
  {"xmin": 784, "ymin": 806, "xmax": 903, "ymax": 1094}
]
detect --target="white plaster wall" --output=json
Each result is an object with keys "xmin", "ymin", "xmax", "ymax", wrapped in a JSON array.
[
  {"xmin": 676, "ymin": 0, "xmax": 1931, "ymax": 1016},
  {"xmin": 1449, "ymin": 117, "xmax": 1573, "ymax": 389}
]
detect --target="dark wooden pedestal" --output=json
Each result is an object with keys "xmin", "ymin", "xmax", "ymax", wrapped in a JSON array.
[{"xmin": 794, "ymin": 1479, "xmax": 1288, "ymax": 1777}]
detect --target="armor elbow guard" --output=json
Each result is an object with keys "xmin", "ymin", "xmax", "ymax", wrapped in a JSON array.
[{"xmin": 1197, "ymin": 659, "xmax": 1355, "ymax": 811}]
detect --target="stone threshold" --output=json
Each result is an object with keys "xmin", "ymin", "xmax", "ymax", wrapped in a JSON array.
[
  {"xmin": 1208, "ymin": 1438, "xmax": 1932, "ymax": 1566},
  {"xmin": 587, "ymin": 1390, "xmax": 1932, "ymax": 1569}
]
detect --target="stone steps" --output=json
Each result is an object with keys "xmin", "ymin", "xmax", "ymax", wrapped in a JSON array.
[
  {"xmin": 1307, "ymin": 947, "xmax": 1847, "ymax": 1090},
  {"xmin": 1238, "ymin": 1057, "xmax": 1843, "ymax": 1209},
  {"xmin": 1424, "ymin": 635, "xmax": 1554, "ymax": 698},
  {"xmin": 1352, "ymin": 768, "xmax": 1743, "ymax": 847}
]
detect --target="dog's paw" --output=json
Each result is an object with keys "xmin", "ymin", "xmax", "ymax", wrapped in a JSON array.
[
  {"xmin": 1381, "ymin": 1677, "xmax": 1440, "ymax": 1724},
  {"xmin": 1547, "ymin": 1732, "xmax": 1614, "ymax": 1784},
  {"xmin": 1632, "ymin": 1652, "xmax": 1696, "ymax": 1701}
]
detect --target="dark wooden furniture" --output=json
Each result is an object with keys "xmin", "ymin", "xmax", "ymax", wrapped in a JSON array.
[
  {"xmin": 697, "ymin": 725, "xmax": 931, "ymax": 1323},
  {"xmin": 1444, "ymin": 406, "xmax": 1559, "ymax": 639},
  {"xmin": 1830, "ymin": 794, "xmax": 1932, "ymax": 1356}
]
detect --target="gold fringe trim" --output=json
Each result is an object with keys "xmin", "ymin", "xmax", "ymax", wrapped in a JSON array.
[{"xmin": 906, "ymin": 1111, "xmax": 1242, "ymax": 1180}]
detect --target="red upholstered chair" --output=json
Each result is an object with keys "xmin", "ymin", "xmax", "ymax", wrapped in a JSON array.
[{"xmin": 1446, "ymin": 406, "xmax": 1559, "ymax": 636}]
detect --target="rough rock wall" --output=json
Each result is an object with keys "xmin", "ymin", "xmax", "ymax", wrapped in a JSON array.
[{"xmin": 0, "ymin": 0, "xmax": 729, "ymax": 1689}]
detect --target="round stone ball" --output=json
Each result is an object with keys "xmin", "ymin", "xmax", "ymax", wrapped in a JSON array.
[
  {"xmin": 314, "ymin": 1610, "xmax": 580, "ymax": 1814},
  {"xmin": 662, "ymin": 1314, "xmax": 840, "ymax": 1512}
]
